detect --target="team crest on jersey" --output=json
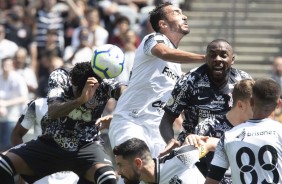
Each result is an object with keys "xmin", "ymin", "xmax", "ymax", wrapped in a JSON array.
[{"xmin": 169, "ymin": 175, "xmax": 182, "ymax": 184}]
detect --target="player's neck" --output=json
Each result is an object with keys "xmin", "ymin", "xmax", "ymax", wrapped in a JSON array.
[
  {"xmin": 140, "ymin": 160, "xmax": 155, "ymax": 183},
  {"xmin": 226, "ymin": 109, "xmax": 245, "ymax": 126}
]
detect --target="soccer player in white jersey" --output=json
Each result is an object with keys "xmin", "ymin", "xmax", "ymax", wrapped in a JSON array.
[
  {"xmin": 108, "ymin": 2, "xmax": 205, "ymax": 158},
  {"xmin": 113, "ymin": 138, "xmax": 218, "ymax": 184},
  {"xmin": 205, "ymin": 78, "xmax": 282, "ymax": 184},
  {"xmin": 10, "ymin": 98, "xmax": 78, "ymax": 184}
]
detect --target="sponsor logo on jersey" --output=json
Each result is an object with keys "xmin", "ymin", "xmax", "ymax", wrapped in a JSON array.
[
  {"xmin": 129, "ymin": 109, "xmax": 139, "ymax": 118},
  {"xmin": 236, "ymin": 128, "xmax": 246, "ymax": 140},
  {"xmin": 198, "ymin": 82, "xmax": 210, "ymax": 87},
  {"xmin": 246, "ymin": 130, "xmax": 277, "ymax": 137},
  {"xmin": 198, "ymin": 96, "xmax": 208, "ymax": 100},
  {"xmin": 198, "ymin": 109, "xmax": 214, "ymax": 119},
  {"xmin": 54, "ymin": 135, "xmax": 79, "ymax": 150},
  {"xmin": 68, "ymin": 108, "xmax": 92, "ymax": 122},
  {"xmin": 169, "ymin": 175, "xmax": 182, "ymax": 184},
  {"xmin": 162, "ymin": 66, "xmax": 179, "ymax": 81}
]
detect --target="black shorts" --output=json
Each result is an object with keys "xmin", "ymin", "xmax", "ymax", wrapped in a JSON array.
[{"xmin": 9, "ymin": 137, "xmax": 112, "ymax": 182}]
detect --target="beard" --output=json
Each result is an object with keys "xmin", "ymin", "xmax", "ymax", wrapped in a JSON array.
[{"xmin": 122, "ymin": 170, "xmax": 141, "ymax": 184}]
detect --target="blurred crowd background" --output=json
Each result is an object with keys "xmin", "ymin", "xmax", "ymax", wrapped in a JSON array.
[
  {"xmin": 0, "ymin": 0, "xmax": 282, "ymax": 152},
  {"xmin": 0, "ymin": 0, "xmax": 188, "ymax": 151}
]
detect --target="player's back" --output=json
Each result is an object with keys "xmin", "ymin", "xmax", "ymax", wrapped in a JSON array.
[{"xmin": 223, "ymin": 118, "xmax": 282, "ymax": 184}]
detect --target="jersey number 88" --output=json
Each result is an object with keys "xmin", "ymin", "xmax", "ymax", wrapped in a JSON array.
[{"xmin": 236, "ymin": 145, "xmax": 279, "ymax": 184}]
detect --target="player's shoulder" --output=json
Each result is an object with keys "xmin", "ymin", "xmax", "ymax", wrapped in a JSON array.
[
  {"xmin": 35, "ymin": 98, "xmax": 48, "ymax": 107},
  {"xmin": 230, "ymin": 68, "xmax": 252, "ymax": 80},
  {"xmin": 180, "ymin": 64, "xmax": 208, "ymax": 84},
  {"xmin": 160, "ymin": 145, "xmax": 199, "ymax": 168}
]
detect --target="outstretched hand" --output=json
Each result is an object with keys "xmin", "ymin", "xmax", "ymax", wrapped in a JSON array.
[
  {"xmin": 183, "ymin": 134, "xmax": 209, "ymax": 148},
  {"xmin": 78, "ymin": 77, "xmax": 100, "ymax": 104},
  {"xmin": 95, "ymin": 115, "xmax": 113, "ymax": 130},
  {"xmin": 158, "ymin": 139, "xmax": 181, "ymax": 157}
]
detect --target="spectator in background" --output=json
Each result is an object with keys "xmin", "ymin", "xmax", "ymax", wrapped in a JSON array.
[
  {"xmin": 0, "ymin": 24, "xmax": 18, "ymax": 68},
  {"xmin": 63, "ymin": 0, "xmax": 86, "ymax": 47},
  {"xmin": 271, "ymin": 56, "xmax": 282, "ymax": 122},
  {"xmin": 98, "ymin": 0, "xmax": 139, "ymax": 35},
  {"xmin": 29, "ymin": 0, "xmax": 65, "ymax": 76},
  {"xmin": 108, "ymin": 15, "xmax": 140, "ymax": 50},
  {"xmin": 14, "ymin": 47, "xmax": 38, "ymax": 100},
  {"xmin": 64, "ymin": 27, "xmax": 92, "ymax": 65},
  {"xmin": 3, "ymin": 5, "xmax": 33, "ymax": 52},
  {"xmin": 115, "ymin": 29, "xmax": 138, "ymax": 85},
  {"xmin": 37, "ymin": 55, "xmax": 64, "ymax": 98},
  {"xmin": 271, "ymin": 56, "xmax": 282, "ymax": 96},
  {"xmin": 71, "ymin": 7, "xmax": 109, "ymax": 50},
  {"xmin": 36, "ymin": 29, "xmax": 63, "ymax": 78},
  {"xmin": 0, "ymin": 57, "xmax": 28, "ymax": 151}
]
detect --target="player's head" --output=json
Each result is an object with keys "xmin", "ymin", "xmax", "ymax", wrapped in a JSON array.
[
  {"xmin": 206, "ymin": 39, "xmax": 235, "ymax": 86},
  {"xmin": 272, "ymin": 56, "xmax": 282, "ymax": 76},
  {"xmin": 70, "ymin": 61, "xmax": 102, "ymax": 93},
  {"xmin": 252, "ymin": 78, "xmax": 281, "ymax": 116},
  {"xmin": 231, "ymin": 79, "xmax": 255, "ymax": 120},
  {"xmin": 149, "ymin": 2, "xmax": 189, "ymax": 35},
  {"xmin": 113, "ymin": 138, "xmax": 152, "ymax": 184}
]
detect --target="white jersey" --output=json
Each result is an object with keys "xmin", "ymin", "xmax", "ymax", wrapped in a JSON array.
[
  {"xmin": 152, "ymin": 145, "xmax": 204, "ymax": 184},
  {"xmin": 113, "ymin": 32, "xmax": 182, "ymax": 125},
  {"xmin": 21, "ymin": 98, "xmax": 47, "ymax": 139},
  {"xmin": 109, "ymin": 32, "xmax": 182, "ymax": 157},
  {"xmin": 19, "ymin": 98, "xmax": 79, "ymax": 184},
  {"xmin": 211, "ymin": 118, "xmax": 282, "ymax": 184}
]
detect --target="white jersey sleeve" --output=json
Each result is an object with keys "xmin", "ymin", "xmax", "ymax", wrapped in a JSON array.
[
  {"xmin": 143, "ymin": 33, "xmax": 171, "ymax": 56},
  {"xmin": 158, "ymin": 145, "xmax": 205, "ymax": 184},
  {"xmin": 20, "ymin": 100, "xmax": 36, "ymax": 130},
  {"xmin": 21, "ymin": 98, "xmax": 47, "ymax": 135},
  {"xmin": 211, "ymin": 118, "xmax": 282, "ymax": 184}
]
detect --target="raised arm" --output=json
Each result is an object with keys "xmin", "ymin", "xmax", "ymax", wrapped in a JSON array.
[
  {"xmin": 151, "ymin": 43, "xmax": 205, "ymax": 63},
  {"xmin": 48, "ymin": 77, "xmax": 99, "ymax": 119}
]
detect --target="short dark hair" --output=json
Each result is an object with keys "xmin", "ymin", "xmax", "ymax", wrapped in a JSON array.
[
  {"xmin": 115, "ymin": 15, "xmax": 130, "ymax": 26},
  {"xmin": 149, "ymin": 2, "xmax": 172, "ymax": 32},
  {"xmin": 206, "ymin": 39, "xmax": 233, "ymax": 54},
  {"xmin": 232, "ymin": 79, "xmax": 255, "ymax": 106},
  {"xmin": 252, "ymin": 78, "xmax": 281, "ymax": 112},
  {"xmin": 113, "ymin": 138, "xmax": 151, "ymax": 160},
  {"xmin": 70, "ymin": 62, "xmax": 102, "ymax": 93}
]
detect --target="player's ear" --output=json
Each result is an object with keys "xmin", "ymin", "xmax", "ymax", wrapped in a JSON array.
[
  {"xmin": 276, "ymin": 98, "xmax": 281, "ymax": 109},
  {"xmin": 231, "ymin": 55, "xmax": 235, "ymax": 65},
  {"xmin": 159, "ymin": 20, "xmax": 167, "ymax": 29},
  {"xmin": 134, "ymin": 157, "xmax": 142, "ymax": 169}
]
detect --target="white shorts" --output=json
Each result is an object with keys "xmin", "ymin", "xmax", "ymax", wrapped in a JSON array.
[
  {"xmin": 33, "ymin": 171, "xmax": 78, "ymax": 184},
  {"xmin": 109, "ymin": 114, "xmax": 166, "ymax": 158}
]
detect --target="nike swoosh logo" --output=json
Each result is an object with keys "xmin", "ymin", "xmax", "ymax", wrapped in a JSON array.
[{"xmin": 198, "ymin": 96, "xmax": 208, "ymax": 100}]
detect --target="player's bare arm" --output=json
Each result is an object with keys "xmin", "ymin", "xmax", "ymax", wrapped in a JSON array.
[
  {"xmin": 48, "ymin": 77, "xmax": 100, "ymax": 119},
  {"xmin": 11, "ymin": 123, "xmax": 28, "ymax": 146},
  {"xmin": 151, "ymin": 43, "xmax": 205, "ymax": 63},
  {"xmin": 205, "ymin": 177, "xmax": 221, "ymax": 184}
]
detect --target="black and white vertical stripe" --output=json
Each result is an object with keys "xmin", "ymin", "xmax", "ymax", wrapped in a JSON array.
[{"xmin": 35, "ymin": 10, "xmax": 64, "ymax": 49}]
